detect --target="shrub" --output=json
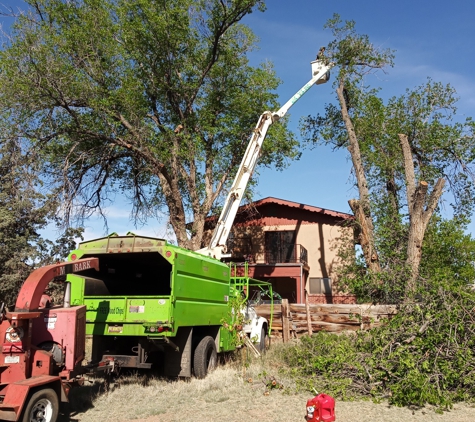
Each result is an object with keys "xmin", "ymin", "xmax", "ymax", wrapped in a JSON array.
[{"xmin": 281, "ymin": 279, "xmax": 475, "ymax": 408}]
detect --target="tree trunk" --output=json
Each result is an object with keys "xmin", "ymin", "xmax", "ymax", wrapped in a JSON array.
[
  {"xmin": 405, "ymin": 181, "xmax": 427, "ymax": 294},
  {"xmin": 348, "ymin": 199, "xmax": 381, "ymax": 271},
  {"xmin": 337, "ymin": 80, "xmax": 380, "ymax": 272},
  {"xmin": 399, "ymin": 134, "xmax": 445, "ymax": 297},
  {"xmin": 158, "ymin": 172, "xmax": 190, "ymax": 248}
]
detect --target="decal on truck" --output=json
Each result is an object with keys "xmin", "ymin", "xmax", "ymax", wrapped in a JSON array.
[
  {"xmin": 97, "ymin": 305, "xmax": 124, "ymax": 315},
  {"xmin": 129, "ymin": 306, "xmax": 145, "ymax": 313}
]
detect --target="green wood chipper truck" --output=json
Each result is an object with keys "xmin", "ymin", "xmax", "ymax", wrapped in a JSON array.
[{"xmin": 66, "ymin": 233, "xmax": 272, "ymax": 378}]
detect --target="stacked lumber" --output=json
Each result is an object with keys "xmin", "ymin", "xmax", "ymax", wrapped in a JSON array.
[
  {"xmin": 290, "ymin": 303, "xmax": 397, "ymax": 333},
  {"xmin": 254, "ymin": 303, "xmax": 397, "ymax": 340}
]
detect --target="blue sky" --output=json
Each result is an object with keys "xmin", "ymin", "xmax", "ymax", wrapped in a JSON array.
[
  {"xmin": 243, "ymin": 0, "xmax": 475, "ymax": 233},
  {"xmin": 1, "ymin": 0, "xmax": 475, "ymax": 241}
]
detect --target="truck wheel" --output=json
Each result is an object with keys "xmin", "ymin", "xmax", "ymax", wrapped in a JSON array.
[
  {"xmin": 193, "ymin": 336, "xmax": 217, "ymax": 379},
  {"xmin": 21, "ymin": 388, "xmax": 59, "ymax": 422},
  {"xmin": 257, "ymin": 327, "xmax": 269, "ymax": 353}
]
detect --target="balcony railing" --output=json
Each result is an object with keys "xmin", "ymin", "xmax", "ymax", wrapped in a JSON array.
[
  {"xmin": 264, "ymin": 244, "xmax": 308, "ymax": 265},
  {"xmin": 226, "ymin": 238, "xmax": 308, "ymax": 266}
]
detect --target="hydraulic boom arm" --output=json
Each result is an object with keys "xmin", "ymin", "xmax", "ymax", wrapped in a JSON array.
[{"xmin": 197, "ymin": 59, "xmax": 333, "ymax": 260}]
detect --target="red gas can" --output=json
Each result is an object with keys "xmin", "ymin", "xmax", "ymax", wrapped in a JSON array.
[{"xmin": 305, "ymin": 393, "xmax": 336, "ymax": 421}]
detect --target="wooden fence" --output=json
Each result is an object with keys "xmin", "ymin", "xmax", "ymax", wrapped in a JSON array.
[{"xmin": 254, "ymin": 299, "xmax": 397, "ymax": 342}]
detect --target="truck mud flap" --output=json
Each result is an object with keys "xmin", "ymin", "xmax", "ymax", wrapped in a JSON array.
[{"xmin": 164, "ymin": 327, "xmax": 192, "ymax": 378}]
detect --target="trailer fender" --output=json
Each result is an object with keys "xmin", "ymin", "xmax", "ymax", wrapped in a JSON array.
[{"xmin": 0, "ymin": 375, "xmax": 63, "ymax": 421}]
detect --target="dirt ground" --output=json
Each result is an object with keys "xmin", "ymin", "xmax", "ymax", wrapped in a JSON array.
[
  {"xmin": 70, "ymin": 366, "xmax": 475, "ymax": 422},
  {"xmin": 115, "ymin": 398, "xmax": 475, "ymax": 422}
]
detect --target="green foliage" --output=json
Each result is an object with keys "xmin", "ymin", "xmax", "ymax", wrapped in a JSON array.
[
  {"xmin": 419, "ymin": 217, "xmax": 475, "ymax": 283},
  {"xmin": 334, "ymin": 216, "xmax": 475, "ymax": 304},
  {"xmin": 282, "ymin": 333, "xmax": 362, "ymax": 400},
  {"xmin": 302, "ymin": 15, "xmax": 475, "ymax": 303},
  {"xmin": 221, "ymin": 295, "xmax": 247, "ymax": 348},
  {"xmin": 323, "ymin": 14, "xmax": 395, "ymax": 82},
  {"xmin": 283, "ymin": 277, "xmax": 475, "ymax": 408},
  {"xmin": 303, "ymin": 78, "xmax": 475, "ymax": 220},
  {"xmin": 0, "ymin": 140, "xmax": 46, "ymax": 304},
  {"xmin": 0, "ymin": 126, "xmax": 84, "ymax": 305},
  {"xmin": 287, "ymin": 18, "xmax": 475, "ymax": 409},
  {"xmin": 0, "ymin": 0, "xmax": 298, "ymax": 248},
  {"xmin": 257, "ymin": 370, "xmax": 284, "ymax": 395}
]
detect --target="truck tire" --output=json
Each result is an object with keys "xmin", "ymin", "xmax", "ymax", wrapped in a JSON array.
[
  {"xmin": 257, "ymin": 327, "xmax": 268, "ymax": 353},
  {"xmin": 193, "ymin": 336, "xmax": 217, "ymax": 379},
  {"xmin": 21, "ymin": 388, "xmax": 59, "ymax": 422}
]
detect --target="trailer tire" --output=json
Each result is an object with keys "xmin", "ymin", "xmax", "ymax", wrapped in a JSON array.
[
  {"xmin": 193, "ymin": 336, "xmax": 217, "ymax": 379},
  {"xmin": 21, "ymin": 388, "xmax": 59, "ymax": 422}
]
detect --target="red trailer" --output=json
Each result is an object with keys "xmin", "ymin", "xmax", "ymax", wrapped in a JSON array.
[{"xmin": 0, "ymin": 258, "xmax": 99, "ymax": 422}]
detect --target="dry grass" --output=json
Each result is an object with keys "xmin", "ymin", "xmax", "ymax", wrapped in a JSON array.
[{"xmin": 68, "ymin": 344, "xmax": 475, "ymax": 422}]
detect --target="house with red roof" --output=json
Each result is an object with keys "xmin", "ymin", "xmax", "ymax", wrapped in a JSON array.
[{"xmin": 203, "ymin": 197, "xmax": 357, "ymax": 305}]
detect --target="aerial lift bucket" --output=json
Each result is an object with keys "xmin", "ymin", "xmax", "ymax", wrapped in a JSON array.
[{"xmin": 311, "ymin": 60, "xmax": 331, "ymax": 85}]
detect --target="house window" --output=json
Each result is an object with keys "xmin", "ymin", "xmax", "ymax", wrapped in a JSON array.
[
  {"xmin": 265, "ymin": 231, "xmax": 296, "ymax": 263},
  {"xmin": 226, "ymin": 232, "xmax": 253, "ymax": 260},
  {"xmin": 308, "ymin": 277, "xmax": 332, "ymax": 295}
]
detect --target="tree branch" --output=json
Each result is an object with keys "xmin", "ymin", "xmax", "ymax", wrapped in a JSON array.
[
  {"xmin": 422, "ymin": 178, "xmax": 445, "ymax": 228},
  {"xmin": 399, "ymin": 133, "xmax": 416, "ymax": 211}
]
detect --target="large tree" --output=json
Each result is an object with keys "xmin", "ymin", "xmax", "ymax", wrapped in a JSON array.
[
  {"xmin": 0, "ymin": 0, "xmax": 298, "ymax": 250},
  {"xmin": 0, "ymin": 133, "xmax": 47, "ymax": 305},
  {"xmin": 0, "ymin": 113, "xmax": 82, "ymax": 305},
  {"xmin": 303, "ymin": 15, "xmax": 475, "ymax": 300}
]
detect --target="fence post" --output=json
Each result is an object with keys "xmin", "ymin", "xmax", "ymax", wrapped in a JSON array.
[
  {"xmin": 281, "ymin": 299, "xmax": 290, "ymax": 343},
  {"xmin": 305, "ymin": 290, "xmax": 313, "ymax": 336}
]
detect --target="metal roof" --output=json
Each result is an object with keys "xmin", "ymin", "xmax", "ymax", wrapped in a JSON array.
[{"xmin": 246, "ymin": 197, "xmax": 353, "ymax": 220}]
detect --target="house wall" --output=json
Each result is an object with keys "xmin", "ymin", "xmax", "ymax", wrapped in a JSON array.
[
  {"xmin": 204, "ymin": 200, "xmax": 356, "ymax": 304},
  {"xmin": 268, "ymin": 222, "xmax": 344, "ymax": 279},
  {"xmin": 232, "ymin": 220, "xmax": 354, "ymax": 303},
  {"xmin": 232, "ymin": 212, "xmax": 352, "ymax": 280}
]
